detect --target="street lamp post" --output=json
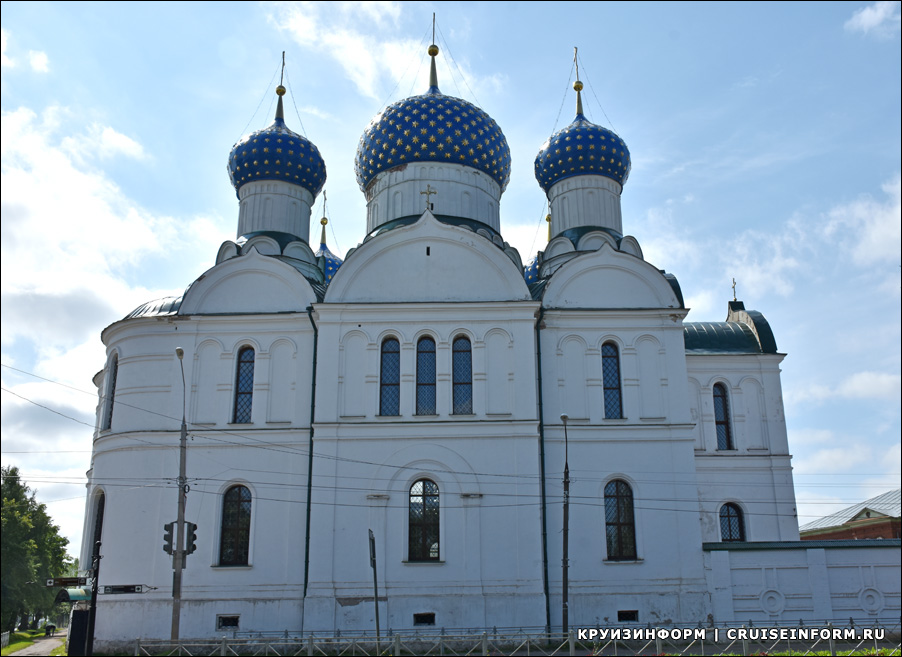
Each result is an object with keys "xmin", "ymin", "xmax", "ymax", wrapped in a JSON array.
[
  {"xmin": 171, "ymin": 348, "xmax": 188, "ymax": 641},
  {"xmin": 560, "ymin": 413, "xmax": 570, "ymax": 635}
]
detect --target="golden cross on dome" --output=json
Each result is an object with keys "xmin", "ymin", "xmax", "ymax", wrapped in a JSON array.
[{"xmin": 421, "ymin": 184, "xmax": 437, "ymax": 210}]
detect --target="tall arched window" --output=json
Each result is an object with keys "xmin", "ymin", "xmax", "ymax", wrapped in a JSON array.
[
  {"xmin": 604, "ymin": 479, "xmax": 636, "ymax": 560},
  {"xmin": 220, "ymin": 485, "xmax": 252, "ymax": 566},
  {"xmin": 416, "ymin": 337, "xmax": 436, "ymax": 415},
  {"xmin": 409, "ymin": 479, "xmax": 439, "ymax": 561},
  {"xmin": 720, "ymin": 503, "xmax": 745, "ymax": 542},
  {"xmin": 101, "ymin": 354, "xmax": 118, "ymax": 431},
  {"xmin": 713, "ymin": 382, "xmax": 733, "ymax": 450},
  {"xmin": 452, "ymin": 336, "xmax": 473, "ymax": 414},
  {"xmin": 380, "ymin": 338, "xmax": 400, "ymax": 416},
  {"xmin": 602, "ymin": 342, "xmax": 622, "ymax": 419},
  {"xmin": 232, "ymin": 347, "xmax": 255, "ymax": 424},
  {"xmin": 91, "ymin": 491, "xmax": 105, "ymax": 560}
]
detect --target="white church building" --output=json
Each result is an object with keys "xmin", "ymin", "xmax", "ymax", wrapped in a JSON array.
[{"xmin": 79, "ymin": 45, "xmax": 900, "ymax": 647}]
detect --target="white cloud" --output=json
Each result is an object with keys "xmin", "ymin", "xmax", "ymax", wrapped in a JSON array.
[
  {"xmin": 788, "ymin": 370, "xmax": 902, "ymax": 405},
  {"xmin": 844, "ymin": 1, "xmax": 902, "ymax": 38},
  {"xmin": 1, "ymin": 101, "xmax": 230, "ymax": 554},
  {"xmin": 272, "ymin": 2, "xmax": 502, "ymax": 103},
  {"xmin": 825, "ymin": 173, "xmax": 901, "ymax": 266},
  {"xmin": 28, "ymin": 49, "xmax": 49, "ymax": 73},
  {"xmin": 633, "ymin": 204, "xmax": 703, "ymax": 270},
  {"xmin": 61, "ymin": 123, "xmax": 146, "ymax": 161},
  {"xmin": 1, "ymin": 29, "xmax": 13, "ymax": 68},
  {"xmin": 274, "ymin": 1, "xmax": 415, "ymax": 100}
]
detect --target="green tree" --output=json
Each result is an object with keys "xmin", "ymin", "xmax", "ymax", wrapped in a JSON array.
[{"xmin": 1, "ymin": 466, "xmax": 72, "ymax": 631}]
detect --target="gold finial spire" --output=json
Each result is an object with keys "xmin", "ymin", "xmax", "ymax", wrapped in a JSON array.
[
  {"xmin": 428, "ymin": 13, "xmax": 440, "ymax": 90},
  {"xmin": 546, "ymin": 213, "xmax": 552, "ymax": 242},
  {"xmin": 275, "ymin": 51, "xmax": 287, "ymax": 121},
  {"xmin": 320, "ymin": 191, "xmax": 328, "ymax": 244},
  {"xmin": 573, "ymin": 47, "xmax": 584, "ymax": 116}
]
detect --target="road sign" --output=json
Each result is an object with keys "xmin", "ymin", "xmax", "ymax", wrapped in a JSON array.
[
  {"xmin": 46, "ymin": 577, "xmax": 88, "ymax": 587},
  {"xmin": 102, "ymin": 585, "xmax": 144, "ymax": 594}
]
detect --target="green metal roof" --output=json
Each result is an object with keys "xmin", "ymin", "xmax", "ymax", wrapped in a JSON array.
[{"xmin": 683, "ymin": 321, "xmax": 762, "ymax": 353}]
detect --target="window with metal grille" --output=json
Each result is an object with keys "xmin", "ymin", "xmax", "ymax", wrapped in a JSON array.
[
  {"xmin": 713, "ymin": 383, "xmax": 733, "ymax": 450},
  {"xmin": 602, "ymin": 342, "xmax": 622, "ymax": 419},
  {"xmin": 91, "ymin": 491, "xmax": 105, "ymax": 559},
  {"xmin": 604, "ymin": 479, "xmax": 636, "ymax": 560},
  {"xmin": 232, "ymin": 347, "xmax": 255, "ymax": 424},
  {"xmin": 220, "ymin": 485, "xmax": 252, "ymax": 565},
  {"xmin": 409, "ymin": 479, "xmax": 439, "ymax": 561},
  {"xmin": 416, "ymin": 337, "xmax": 436, "ymax": 415},
  {"xmin": 380, "ymin": 338, "xmax": 400, "ymax": 416},
  {"xmin": 452, "ymin": 336, "xmax": 473, "ymax": 414},
  {"xmin": 101, "ymin": 354, "xmax": 118, "ymax": 431},
  {"xmin": 719, "ymin": 503, "xmax": 745, "ymax": 542}
]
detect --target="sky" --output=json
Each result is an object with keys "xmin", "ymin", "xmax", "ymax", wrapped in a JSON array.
[{"xmin": 1, "ymin": 1, "xmax": 900, "ymax": 556}]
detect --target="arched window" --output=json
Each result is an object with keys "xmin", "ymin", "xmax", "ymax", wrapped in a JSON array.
[
  {"xmin": 409, "ymin": 479, "xmax": 439, "ymax": 561},
  {"xmin": 232, "ymin": 347, "xmax": 255, "ymax": 424},
  {"xmin": 416, "ymin": 337, "xmax": 436, "ymax": 415},
  {"xmin": 452, "ymin": 336, "xmax": 473, "ymax": 414},
  {"xmin": 604, "ymin": 479, "xmax": 636, "ymax": 561},
  {"xmin": 713, "ymin": 382, "xmax": 733, "ymax": 450},
  {"xmin": 101, "ymin": 354, "xmax": 118, "ymax": 431},
  {"xmin": 91, "ymin": 491, "xmax": 105, "ymax": 560},
  {"xmin": 220, "ymin": 485, "xmax": 252, "ymax": 566},
  {"xmin": 602, "ymin": 342, "xmax": 622, "ymax": 419},
  {"xmin": 380, "ymin": 338, "xmax": 400, "ymax": 416},
  {"xmin": 720, "ymin": 503, "xmax": 745, "ymax": 542}
]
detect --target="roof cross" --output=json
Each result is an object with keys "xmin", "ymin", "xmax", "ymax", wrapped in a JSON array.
[{"xmin": 421, "ymin": 184, "xmax": 437, "ymax": 210}]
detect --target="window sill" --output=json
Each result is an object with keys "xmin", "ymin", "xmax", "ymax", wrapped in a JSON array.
[
  {"xmin": 212, "ymin": 564, "xmax": 253, "ymax": 570},
  {"xmin": 402, "ymin": 560, "xmax": 445, "ymax": 565},
  {"xmin": 603, "ymin": 558, "xmax": 643, "ymax": 565}
]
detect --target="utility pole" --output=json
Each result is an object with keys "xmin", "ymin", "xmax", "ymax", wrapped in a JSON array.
[
  {"xmin": 560, "ymin": 413, "xmax": 570, "ymax": 635},
  {"xmin": 171, "ymin": 347, "xmax": 188, "ymax": 641},
  {"xmin": 368, "ymin": 529, "xmax": 381, "ymax": 650}
]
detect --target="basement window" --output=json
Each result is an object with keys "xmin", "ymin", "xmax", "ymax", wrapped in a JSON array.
[
  {"xmin": 216, "ymin": 615, "xmax": 240, "ymax": 631},
  {"xmin": 413, "ymin": 612, "xmax": 436, "ymax": 626},
  {"xmin": 618, "ymin": 610, "xmax": 639, "ymax": 622}
]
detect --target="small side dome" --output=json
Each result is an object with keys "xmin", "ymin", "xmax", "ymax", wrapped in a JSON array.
[
  {"xmin": 535, "ymin": 82, "xmax": 630, "ymax": 193},
  {"xmin": 228, "ymin": 85, "xmax": 326, "ymax": 199},
  {"xmin": 314, "ymin": 216, "xmax": 343, "ymax": 283},
  {"xmin": 523, "ymin": 255, "xmax": 540, "ymax": 283},
  {"xmin": 354, "ymin": 45, "xmax": 511, "ymax": 193}
]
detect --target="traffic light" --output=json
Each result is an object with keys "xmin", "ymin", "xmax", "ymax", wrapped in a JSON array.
[
  {"xmin": 185, "ymin": 522, "xmax": 198, "ymax": 556},
  {"xmin": 163, "ymin": 522, "xmax": 174, "ymax": 555}
]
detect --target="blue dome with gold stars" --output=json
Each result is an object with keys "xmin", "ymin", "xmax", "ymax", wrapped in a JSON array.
[
  {"xmin": 314, "ymin": 218, "xmax": 343, "ymax": 283},
  {"xmin": 535, "ymin": 81, "xmax": 630, "ymax": 193},
  {"xmin": 355, "ymin": 46, "xmax": 511, "ymax": 193},
  {"xmin": 228, "ymin": 87, "xmax": 326, "ymax": 199}
]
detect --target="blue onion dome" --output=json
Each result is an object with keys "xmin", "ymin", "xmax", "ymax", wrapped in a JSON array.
[
  {"xmin": 228, "ymin": 85, "xmax": 327, "ymax": 199},
  {"xmin": 523, "ymin": 255, "xmax": 540, "ymax": 283},
  {"xmin": 535, "ymin": 80, "xmax": 630, "ymax": 193},
  {"xmin": 354, "ymin": 44, "xmax": 511, "ymax": 193},
  {"xmin": 315, "ymin": 217, "xmax": 343, "ymax": 283}
]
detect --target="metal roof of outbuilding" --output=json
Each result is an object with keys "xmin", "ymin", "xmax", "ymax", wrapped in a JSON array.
[{"xmin": 799, "ymin": 489, "xmax": 901, "ymax": 532}]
